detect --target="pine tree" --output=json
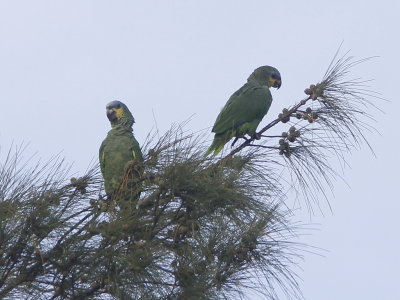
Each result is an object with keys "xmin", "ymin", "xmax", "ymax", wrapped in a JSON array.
[{"xmin": 0, "ymin": 51, "xmax": 380, "ymax": 299}]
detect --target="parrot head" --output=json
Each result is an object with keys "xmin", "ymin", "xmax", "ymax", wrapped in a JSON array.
[
  {"xmin": 106, "ymin": 100, "xmax": 135, "ymax": 127},
  {"xmin": 248, "ymin": 66, "xmax": 282, "ymax": 89}
]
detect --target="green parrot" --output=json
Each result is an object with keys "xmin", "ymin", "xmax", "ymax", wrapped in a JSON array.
[
  {"xmin": 99, "ymin": 100, "xmax": 143, "ymax": 203},
  {"xmin": 206, "ymin": 66, "xmax": 281, "ymax": 156}
]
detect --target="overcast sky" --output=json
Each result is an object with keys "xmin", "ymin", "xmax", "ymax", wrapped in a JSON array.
[{"xmin": 0, "ymin": 1, "xmax": 399, "ymax": 299}]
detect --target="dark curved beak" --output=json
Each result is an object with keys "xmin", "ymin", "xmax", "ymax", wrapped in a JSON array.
[
  {"xmin": 106, "ymin": 109, "xmax": 117, "ymax": 122},
  {"xmin": 273, "ymin": 79, "xmax": 282, "ymax": 89}
]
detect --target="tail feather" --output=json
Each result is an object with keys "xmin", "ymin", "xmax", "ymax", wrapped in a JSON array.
[{"xmin": 205, "ymin": 135, "xmax": 227, "ymax": 156}]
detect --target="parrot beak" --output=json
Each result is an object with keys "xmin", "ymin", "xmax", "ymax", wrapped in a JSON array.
[
  {"xmin": 273, "ymin": 79, "xmax": 281, "ymax": 89},
  {"xmin": 107, "ymin": 109, "xmax": 118, "ymax": 123}
]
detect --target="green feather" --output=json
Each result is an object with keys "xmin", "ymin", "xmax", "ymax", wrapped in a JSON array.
[
  {"xmin": 99, "ymin": 101, "xmax": 143, "ymax": 200},
  {"xmin": 206, "ymin": 66, "xmax": 281, "ymax": 156}
]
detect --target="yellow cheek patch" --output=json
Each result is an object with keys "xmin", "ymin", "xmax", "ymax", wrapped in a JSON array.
[
  {"xmin": 268, "ymin": 77, "xmax": 280, "ymax": 88},
  {"xmin": 268, "ymin": 77, "xmax": 275, "ymax": 86},
  {"xmin": 114, "ymin": 108, "xmax": 124, "ymax": 119}
]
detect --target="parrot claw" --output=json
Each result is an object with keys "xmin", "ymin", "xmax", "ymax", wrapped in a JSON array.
[
  {"xmin": 232, "ymin": 136, "xmax": 252, "ymax": 147},
  {"xmin": 252, "ymin": 132, "xmax": 261, "ymax": 140}
]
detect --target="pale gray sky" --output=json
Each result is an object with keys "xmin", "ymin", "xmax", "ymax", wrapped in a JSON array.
[{"xmin": 0, "ymin": 1, "xmax": 399, "ymax": 299}]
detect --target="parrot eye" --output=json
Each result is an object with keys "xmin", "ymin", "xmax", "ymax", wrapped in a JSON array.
[{"xmin": 271, "ymin": 73, "xmax": 279, "ymax": 80}]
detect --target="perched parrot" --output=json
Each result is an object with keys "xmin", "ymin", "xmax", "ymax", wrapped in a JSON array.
[
  {"xmin": 206, "ymin": 66, "xmax": 281, "ymax": 156},
  {"xmin": 99, "ymin": 101, "xmax": 143, "ymax": 205}
]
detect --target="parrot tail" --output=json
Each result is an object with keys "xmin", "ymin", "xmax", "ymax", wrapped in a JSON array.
[{"xmin": 205, "ymin": 135, "xmax": 226, "ymax": 156}]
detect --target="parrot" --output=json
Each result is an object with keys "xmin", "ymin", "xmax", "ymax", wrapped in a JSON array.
[
  {"xmin": 99, "ymin": 100, "xmax": 143, "ymax": 206},
  {"xmin": 205, "ymin": 65, "xmax": 281, "ymax": 156}
]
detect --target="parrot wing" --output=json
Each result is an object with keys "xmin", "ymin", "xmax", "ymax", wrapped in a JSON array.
[{"xmin": 212, "ymin": 83, "xmax": 272, "ymax": 136}]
